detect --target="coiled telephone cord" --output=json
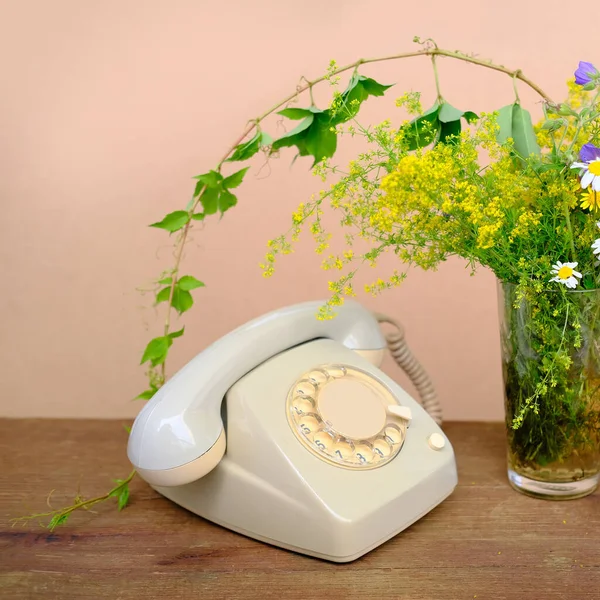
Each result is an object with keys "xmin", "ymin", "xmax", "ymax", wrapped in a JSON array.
[{"xmin": 375, "ymin": 313, "xmax": 443, "ymax": 426}]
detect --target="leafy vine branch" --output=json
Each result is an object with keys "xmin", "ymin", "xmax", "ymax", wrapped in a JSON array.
[
  {"xmin": 149, "ymin": 41, "xmax": 554, "ymax": 392},
  {"xmin": 16, "ymin": 38, "xmax": 556, "ymax": 530},
  {"xmin": 11, "ymin": 470, "xmax": 135, "ymax": 531}
]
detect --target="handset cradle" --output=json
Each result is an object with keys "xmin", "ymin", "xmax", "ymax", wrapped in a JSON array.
[{"xmin": 127, "ymin": 300, "xmax": 386, "ymax": 487}]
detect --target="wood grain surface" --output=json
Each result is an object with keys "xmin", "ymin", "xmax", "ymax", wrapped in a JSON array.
[{"xmin": 0, "ymin": 419, "xmax": 598, "ymax": 600}]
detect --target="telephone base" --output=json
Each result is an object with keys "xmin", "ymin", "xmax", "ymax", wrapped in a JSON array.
[
  {"xmin": 151, "ymin": 339, "xmax": 458, "ymax": 563},
  {"xmin": 154, "ymin": 484, "xmax": 455, "ymax": 562}
]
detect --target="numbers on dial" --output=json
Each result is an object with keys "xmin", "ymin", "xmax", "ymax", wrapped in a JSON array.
[
  {"xmin": 313, "ymin": 431, "xmax": 334, "ymax": 452},
  {"xmin": 298, "ymin": 415, "xmax": 321, "ymax": 440}
]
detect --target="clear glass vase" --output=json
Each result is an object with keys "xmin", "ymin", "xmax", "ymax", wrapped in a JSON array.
[{"xmin": 498, "ymin": 281, "xmax": 600, "ymax": 500}]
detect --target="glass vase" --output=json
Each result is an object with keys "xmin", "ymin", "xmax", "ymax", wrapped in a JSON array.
[{"xmin": 498, "ymin": 281, "xmax": 600, "ymax": 500}]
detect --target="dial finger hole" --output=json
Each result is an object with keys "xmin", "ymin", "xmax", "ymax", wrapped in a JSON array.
[
  {"xmin": 292, "ymin": 396, "xmax": 315, "ymax": 416},
  {"xmin": 308, "ymin": 370, "xmax": 329, "ymax": 386},
  {"xmin": 327, "ymin": 365, "xmax": 347, "ymax": 378},
  {"xmin": 298, "ymin": 414, "xmax": 322, "ymax": 440},
  {"xmin": 353, "ymin": 442, "xmax": 375, "ymax": 465},
  {"xmin": 331, "ymin": 439, "xmax": 355, "ymax": 461},
  {"xmin": 383, "ymin": 424, "xmax": 404, "ymax": 445},
  {"xmin": 294, "ymin": 380, "xmax": 316, "ymax": 398},
  {"xmin": 372, "ymin": 438, "xmax": 393, "ymax": 458},
  {"xmin": 313, "ymin": 430, "xmax": 335, "ymax": 453}
]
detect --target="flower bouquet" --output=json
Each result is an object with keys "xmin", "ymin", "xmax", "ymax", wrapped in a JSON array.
[{"xmin": 263, "ymin": 57, "xmax": 600, "ymax": 499}]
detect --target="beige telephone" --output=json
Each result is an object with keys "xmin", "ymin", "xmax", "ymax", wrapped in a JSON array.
[{"xmin": 127, "ymin": 300, "xmax": 457, "ymax": 562}]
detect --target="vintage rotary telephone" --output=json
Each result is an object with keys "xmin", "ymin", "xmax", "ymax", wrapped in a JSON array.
[{"xmin": 127, "ymin": 300, "xmax": 457, "ymax": 562}]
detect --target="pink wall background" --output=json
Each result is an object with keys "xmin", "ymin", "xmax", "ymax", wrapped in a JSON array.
[{"xmin": 0, "ymin": 0, "xmax": 593, "ymax": 420}]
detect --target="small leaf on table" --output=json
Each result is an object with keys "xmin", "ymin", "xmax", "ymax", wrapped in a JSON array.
[{"xmin": 117, "ymin": 486, "xmax": 130, "ymax": 511}]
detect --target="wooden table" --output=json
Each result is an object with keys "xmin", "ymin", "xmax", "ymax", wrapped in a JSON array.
[{"xmin": 0, "ymin": 420, "xmax": 598, "ymax": 599}]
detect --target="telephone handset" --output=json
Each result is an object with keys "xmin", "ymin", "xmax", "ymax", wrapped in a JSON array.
[{"xmin": 128, "ymin": 300, "xmax": 457, "ymax": 562}]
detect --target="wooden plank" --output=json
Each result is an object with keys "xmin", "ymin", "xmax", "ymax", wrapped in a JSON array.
[{"xmin": 0, "ymin": 420, "xmax": 598, "ymax": 599}]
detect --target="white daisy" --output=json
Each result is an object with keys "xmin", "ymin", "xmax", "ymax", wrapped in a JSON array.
[
  {"xmin": 550, "ymin": 261, "xmax": 582, "ymax": 289},
  {"xmin": 592, "ymin": 222, "xmax": 600, "ymax": 256},
  {"xmin": 571, "ymin": 143, "xmax": 600, "ymax": 191}
]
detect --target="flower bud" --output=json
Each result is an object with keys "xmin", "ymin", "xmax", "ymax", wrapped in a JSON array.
[
  {"xmin": 558, "ymin": 103, "xmax": 578, "ymax": 117},
  {"xmin": 541, "ymin": 119, "xmax": 565, "ymax": 131}
]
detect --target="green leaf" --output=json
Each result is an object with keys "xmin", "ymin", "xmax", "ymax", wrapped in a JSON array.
[
  {"xmin": 271, "ymin": 115, "xmax": 315, "ymax": 151},
  {"xmin": 218, "ymin": 189, "xmax": 238, "ymax": 213},
  {"xmin": 168, "ymin": 326, "xmax": 185, "ymax": 339},
  {"xmin": 305, "ymin": 113, "xmax": 337, "ymax": 164},
  {"xmin": 193, "ymin": 170, "xmax": 224, "ymax": 197},
  {"xmin": 200, "ymin": 186, "xmax": 221, "ymax": 215},
  {"xmin": 177, "ymin": 275, "xmax": 205, "ymax": 291},
  {"xmin": 360, "ymin": 77, "xmax": 393, "ymax": 97},
  {"xmin": 277, "ymin": 107, "xmax": 322, "ymax": 119},
  {"xmin": 438, "ymin": 102, "xmax": 464, "ymax": 123},
  {"xmin": 192, "ymin": 212, "xmax": 205, "ymax": 221},
  {"xmin": 226, "ymin": 132, "xmax": 260, "ymax": 162},
  {"xmin": 512, "ymin": 104, "xmax": 541, "ymax": 159},
  {"xmin": 117, "ymin": 485, "xmax": 130, "ymax": 511},
  {"xmin": 439, "ymin": 119, "xmax": 462, "ymax": 144},
  {"xmin": 150, "ymin": 211, "xmax": 190, "ymax": 233},
  {"xmin": 48, "ymin": 514, "xmax": 69, "ymax": 531},
  {"xmin": 158, "ymin": 277, "xmax": 172, "ymax": 285},
  {"xmin": 496, "ymin": 104, "xmax": 514, "ymax": 145},
  {"xmin": 134, "ymin": 389, "xmax": 156, "ymax": 400},
  {"xmin": 155, "ymin": 286, "xmax": 171, "ymax": 304},
  {"xmin": 171, "ymin": 288, "xmax": 193, "ymax": 314},
  {"xmin": 336, "ymin": 74, "xmax": 393, "ymax": 122},
  {"xmin": 401, "ymin": 104, "xmax": 440, "ymax": 150},
  {"xmin": 123, "ymin": 424, "xmax": 132, "ymax": 434},
  {"xmin": 140, "ymin": 336, "xmax": 172, "ymax": 366},
  {"xmin": 193, "ymin": 170, "xmax": 223, "ymax": 187},
  {"xmin": 226, "ymin": 132, "xmax": 272, "ymax": 162},
  {"xmin": 463, "ymin": 111, "xmax": 479, "ymax": 124},
  {"xmin": 222, "ymin": 167, "xmax": 249, "ymax": 189},
  {"xmin": 272, "ymin": 106, "xmax": 343, "ymax": 165}
]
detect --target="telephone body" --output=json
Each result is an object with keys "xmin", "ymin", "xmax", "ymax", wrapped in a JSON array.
[{"xmin": 128, "ymin": 300, "xmax": 457, "ymax": 562}]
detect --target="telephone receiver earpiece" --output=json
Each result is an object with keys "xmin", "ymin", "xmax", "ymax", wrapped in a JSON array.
[{"xmin": 127, "ymin": 300, "xmax": 387, "ymax": 487}]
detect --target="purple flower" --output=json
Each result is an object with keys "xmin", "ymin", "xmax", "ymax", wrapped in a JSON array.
[
  {"xmin": 571, "ymin": 143, "xmax": 600, "ymax": 191},
  {"xmin": 575, "ymin": 61, "xmax": 599, "ymax": 85},
  {"xmin": 579, "ymin": 143, "xmax": 600, "ymax": 162}
]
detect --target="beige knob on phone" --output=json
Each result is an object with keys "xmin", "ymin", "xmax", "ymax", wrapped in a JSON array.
[
  {"xmin": 428, "ymin": 433, "xmax": 446, "ymax": 451},
  {"xmin": 386, "ymin": 404, "xmax": 412, "ymax": 426}
]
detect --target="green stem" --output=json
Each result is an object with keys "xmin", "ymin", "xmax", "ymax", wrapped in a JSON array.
[
  {"xmin": 512, "ymin": 70, "xmax": 521, "ymax": 104},
  {"xmin": 563, "ymin": 201, "xmax": 577, "ymax": 263},
  {"xmin": 12, "ymin": 470, "xmax": 137, "ymax": 531},
  {"xmin": 566, "ymin": 88, "xmax": 600, "ymax": 154},
  {"xmin": 431, "ymin": 54, "xmax": 443, "ymax": 103}
]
